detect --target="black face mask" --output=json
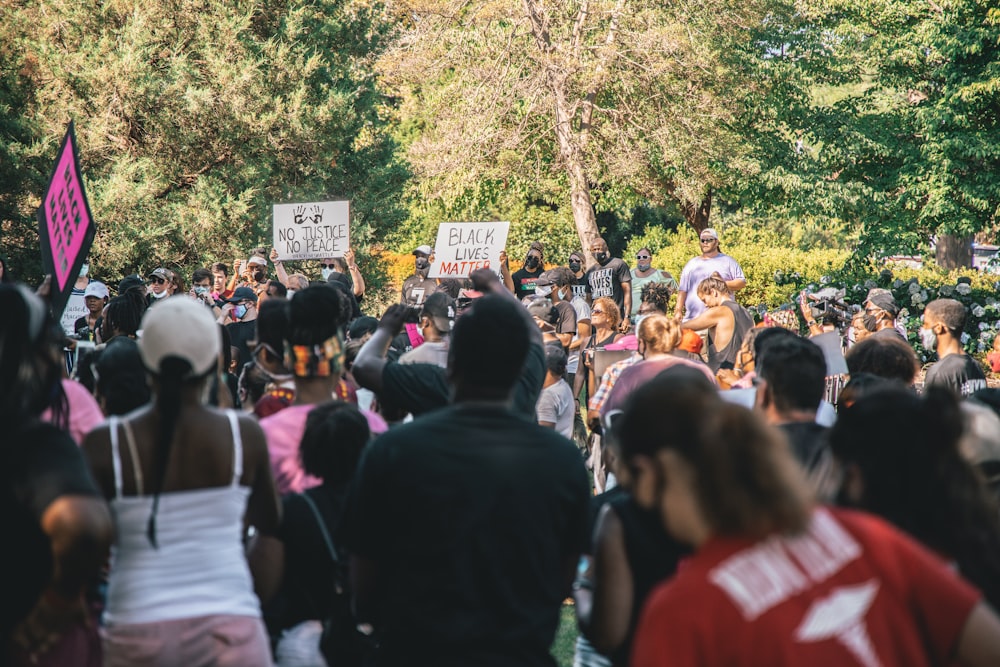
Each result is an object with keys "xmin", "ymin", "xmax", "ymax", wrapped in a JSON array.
[
  {"xmin": 415, "ymin": 257, "xmax": 429, "ymax": 271},
  {"xmin": 525, "ymin": 256, "xmax": 540, "ymax": 269},
  {"xmin": 862, "ymin": 313, "xmax": 879, "ymax": 332},
  {"xmin": 568, "ymin": 260, "xmax": 581, "ymax": 273},
  {"xmin": 253, "ymin": 269, "xmax": 266, "ymax": 282},
  {"xmin": 595, "ymin": 252, "xmax": 610, "ymax": 265}
]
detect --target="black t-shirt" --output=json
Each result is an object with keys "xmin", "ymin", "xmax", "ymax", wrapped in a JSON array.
[
  {"xmin": 871, "ymin": 326, "xmax": 907, "ymax": 342},
  {"xmin": 586, "ymin": 258, "xmax": 632, "ymax": 316},
  {"xmin": 340, "ymin": 403, "xmax": 590, "ymax": 667},
  {"xmin": 512, "ymin": 267, "xmax": 544, "ymax": 302},
  {"xmin": 226, "ymin": 320, "xmax": 257, "ymax": 370},
  {"xmin": 401, "ymin": 274, "xmax": 434, "ymax": 307},
  {"xmin": 267, "ymin": 484, "xmax": 348, "ymax": 632},
  {"xmin": 571, "ymin": 275, "xmax": 589, "ymax": 301},
  {"xmin": 924, "ymin": 353, "xmax": 988, "ymax": 397},
  {"xmin": 379, "ymin": 341, "xmax": 546, "ymax": 418},
  {"xmin": 554, "ymin": 301, "xmax": 577, "ymax": 340},
  {"xmin": 779, "ymin": 422, "xmax": 830, "ymax": 473}
]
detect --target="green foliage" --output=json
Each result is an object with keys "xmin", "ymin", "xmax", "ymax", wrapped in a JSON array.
[{"xmin": 1, "ymin": 0, "xmax": 409, "ymax": 286}]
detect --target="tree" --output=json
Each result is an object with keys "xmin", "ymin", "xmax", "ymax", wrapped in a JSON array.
[
  {"xmin": 792, "ymin": 0, "xmax": 1000, "ymax": 268},
  {"xmin": 381, "ymin": 0, "xmax": 793, "ymax": 260},
  {"xmin": 2, "ymin": 0, "xmax": 409, "ymax": 284}
]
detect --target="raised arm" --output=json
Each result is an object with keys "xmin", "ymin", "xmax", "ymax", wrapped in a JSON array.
[
  {"xmin": 498, "ymin": 250, "xmax": 515, "ymax": 294},
  {"xmin": 353, "ymin": 304, "xmax": 409, "ymax": 394},
  {"xmin": 345, "ymin": 248, "xmax": 365, "ymax": 298},
  {"xmin": 269, "ymin": 248, "xmax": 289, "ymax": 286}
]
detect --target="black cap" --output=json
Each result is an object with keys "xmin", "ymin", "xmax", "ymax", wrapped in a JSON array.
[
  {"xmin": 227, "ymin": 286, "xmax": 257, "ymax": 303},
  {"xmin": 421, "ymin": 292, "xmax": 455, "ymax": 332},
  {"xmin": 118, "ymin": 274, "xmax": 145, "ymax": 294}
]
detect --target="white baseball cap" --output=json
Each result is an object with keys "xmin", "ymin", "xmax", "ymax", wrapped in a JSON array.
[
  {"xmin": 83, "ymin": 281, "xmax": 109, "ymax": 300},
  {"xmin": 138, "ymin": 297, "xmax": 220, "ymax": 377},
  {"xmin": 700, "ymin": 228, "xmax": 719, "ymax": 240},
  {"xmin": 412, "ymin": 245, "xmax": 433, "ymax": 256}
]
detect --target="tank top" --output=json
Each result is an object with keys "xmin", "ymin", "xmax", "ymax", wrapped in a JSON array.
[
  {"xmin": 706, "ymin": 300, "xmax": 754, "ymax": 373},
  {"xmin": 103, "ymin": 411, "xmax": 261, "ymax": 625}
]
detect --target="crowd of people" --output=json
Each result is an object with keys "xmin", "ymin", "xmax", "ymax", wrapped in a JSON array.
[{"xmin": 3, "ymin": 230, "xmax": 1000, "ymax": 667}]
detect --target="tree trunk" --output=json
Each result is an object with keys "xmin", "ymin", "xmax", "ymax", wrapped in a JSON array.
[
  {"xmin": 935, "ymin": 233, "xmax": 972, "ymax": 269},
  {"xmin": 663, "ymin": 181, "xmax": 713, "ymax": 233}
]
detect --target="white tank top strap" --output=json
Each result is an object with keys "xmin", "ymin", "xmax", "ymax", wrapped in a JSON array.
[
  {"xmin": 109, "ymin": 416, "xmax": 124, "ymax": 500},
  {"xmin": 121, "ymin": 419, "xmax": 144, "ymax": 496},
  {"xmin": 226, "ymin": 410, "xmax": 244, "ymax": 486}
]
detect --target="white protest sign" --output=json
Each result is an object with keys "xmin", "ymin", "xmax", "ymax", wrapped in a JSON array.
[
  {"xmin": 61, "ymin": 291, "xmax": 88, "ymax": 336},
  {"xmin": 273, "ymin": 200, "xmax": 350, "ymax": 261},
  {"xmin": 428, "ymin": 221, "xmax": 510, "ymax": 279}
]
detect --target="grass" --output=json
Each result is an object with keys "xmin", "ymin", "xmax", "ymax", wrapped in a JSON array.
[{"xmin": 553, "ymin": 601, "xmax": 578, "ymax": 667}]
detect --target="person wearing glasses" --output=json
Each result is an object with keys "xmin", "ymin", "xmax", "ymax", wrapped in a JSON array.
[
  {"xmin": 146, "ymin": 267, "xmax": 176, "ymax": 306},
  {"xmin": 629, "ymin": 247, "xmax": 677, "ymax": 319},
  {"xmin": 674, "ymin": 228, "xmax": 745, "ymax": 323}
]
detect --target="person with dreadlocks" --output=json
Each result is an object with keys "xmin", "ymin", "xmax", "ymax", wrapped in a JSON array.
[
  {"xmin": 260, "ymin": 284, "xmax": 388, "ymax": 496},
  {"xmin": 82, "ymin": 297, "xmax": 281, "ymax": 667},
  {"xmin": 2, "ymin": 283, "xmax": 112, "ymax": 667}
]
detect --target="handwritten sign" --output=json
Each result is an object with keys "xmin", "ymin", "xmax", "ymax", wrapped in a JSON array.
[
  {"xmin": 428, "ymin": 221, "xmax": 510, "ymax": 278},
  {"xmin": 37, "ymin": 122, "xmax": 96, "ymax": 323},
  {"xmin": 60, "ymin": 291, "xmax": 89, "ymax": 337},
  {"xmin": 273, "ymin": 200, "xmax": 350, "ymax": 261}
]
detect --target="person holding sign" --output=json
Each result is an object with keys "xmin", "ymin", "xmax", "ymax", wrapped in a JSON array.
[{"xmin": 586, "ymin": 238, "xmax": 632, "ymax": 328}]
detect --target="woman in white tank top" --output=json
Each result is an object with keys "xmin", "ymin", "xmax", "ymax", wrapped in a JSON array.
[{"xmin": 83, "ymin": 297, "xmax": 281, "ymax": 667}]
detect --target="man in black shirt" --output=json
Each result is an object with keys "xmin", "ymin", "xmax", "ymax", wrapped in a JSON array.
[
  {"xmin": 401, "ymin": 245, "xmax": 435, "ymax": 307},
  {"xmin": 354, "ymin": 270, "xmax": 546, "ymax": 419},
  {"xmin": 511, "ymin": 241, "xmax": 545, "ymax": 301},
  {"xmin": 921, "ymin": 298, "xmax": 988, "ymax": 397},
  {"xmin": 755, "ymin": 334, "xmax": 836, "ymax": 501},
  {"xmin": 585, "ymin": 237, "xmax": 631, "ymax": 325},
  {"xmin": 343, "ymin": 287, "xmax": 590, "ymax": 667}
]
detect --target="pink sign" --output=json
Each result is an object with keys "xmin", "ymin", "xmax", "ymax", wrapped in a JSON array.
[{"xmin": 43, "ymin": 132, "xmax": 93, "ymax": 291}]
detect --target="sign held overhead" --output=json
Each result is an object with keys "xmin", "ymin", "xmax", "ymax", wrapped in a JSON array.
[
  {"xmin": 428, "ymin": 221, "xmax": 510, "ymax": 278},
  {"xmin": 273, "ymin": 200, "xmax": 350, "ymax": 261}
]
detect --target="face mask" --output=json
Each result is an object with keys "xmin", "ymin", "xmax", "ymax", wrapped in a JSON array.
[
  {"xmin": 595, "ymin": 252, "xmax": 609, "ymax": 265},
  {"xmin": 558, "ymin": 287, "xmax": 570, "ymax": 301},
  {"xmin": 920, "ymin": 326, "xmax": 937, "ymax": 350},
  {"xmin": 321, "ymin": 268, "xmax": 334, "ymax": 281},
  {"xmin": 195, "ymin": 286, "xmax": 210, "ymax": 296},
  {"xmin": 253, "ymin": 269, "xmax": 266, "ymax": 282},
  {"xmin": 637, "ymin": 260, "xmax": 651, "ymax": 271},
  {"xmin": 151, "ymin": 289, "xmax": 168, "ymax": 300},
  {"xmin": 569, "ymin": 260, "xmax": 581, "ymax": 273},
  {"xmin": 535, "ymin": 284, "xmax": 553, "ymax": 297},
  {"xmin": 79, "ymin": 263, "xmax": 89, "ymax": 277},
  {"xmin": 415, "ymin": 257, "xmax": 429, "ymax": 271},
  {"xmin": 862, "ymin": 313, "xmax": 879, "ymax": 332},
  {"xmin": 525, "ymin": 256, "xmax": 540, "ymax": 269},
  {"xmin": 234, "ymin": 304, "xmax": 248, "ymax": 319},
  {"xmin": 286, "ymin": 289, "xmax": 296, "ymax": 298}
]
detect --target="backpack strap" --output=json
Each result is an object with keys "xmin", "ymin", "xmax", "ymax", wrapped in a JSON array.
[{"xmin": 300, "ymin": 491, "xmax": 340, "ymax": 567}]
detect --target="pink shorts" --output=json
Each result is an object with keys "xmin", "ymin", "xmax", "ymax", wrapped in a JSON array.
[{"xmin": 101, "ymin": 614, "xmax": 273, "ymax": 667}]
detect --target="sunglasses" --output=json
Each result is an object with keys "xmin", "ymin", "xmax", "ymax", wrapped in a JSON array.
[
  {"xmin": 700, "ymin": 238, "xmax": 716, "ymax": 243},
  {"xmin": 319, "ymin": 263, "xmax": 337, "ymax": 269},
  {"xmin": 636, "ymin": 255, "xmax": 650, "ymax": 260},
  {"xmin": 592, "ymin": 309, "xmax": 605, "ymax": 315},
  {"xmin": 150, "ymin": 276, "xmax": 167, "ymax": 284}
]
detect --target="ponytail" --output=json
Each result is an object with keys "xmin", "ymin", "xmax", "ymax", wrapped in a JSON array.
[{"xmin": 147, "ymin": 356, "xmax": 191, "ymax": 548}]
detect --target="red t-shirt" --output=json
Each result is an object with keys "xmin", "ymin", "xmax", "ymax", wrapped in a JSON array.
[{"xmin": 631, "ymin": 507, "xmax": 980, "ymax": 667}]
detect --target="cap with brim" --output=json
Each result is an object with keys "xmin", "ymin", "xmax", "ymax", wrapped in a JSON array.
[
  {"xmin": 866, "ymin": 289, "xmax": 899, "ymax": 317},
  {"xmin": 421, "ymin": 291, "xmax": 455, "ymax": 332},
  {"xmin": 148, "ymin": 268, "xmax": 172, "ymax": 281},
  {"xmin": 138, "ymin": 297, "xmax": 220, "ymax": 377},
  {"xmin": 534, "ymin": 270, "xmax": 557, "ymax": 287},
  {"xmin": 83, "ymin": 281, "xmax": 109, "ymax": 300},
  {"xmin": 700, "ymin": 228, "xmax": 719, "ymax": 240},
  {"xmin": 119, "ymin": 275, "xmax": 145, "ymax": 293},
  {"xmin": 526, "ymin": 297, "xmax": 558, "ymax": 328},
  {"xmin": 226, "ymin": 286, "xmax": 258, "ymax": 303},
  {"xmin": 247, "ymin": 256, "xmax": 267, "ymax": 266},
  {"xmin": 412, "ymin": 245, "xmax": 433, "ymax": 256},
  {"xmin": 677, "ymin": 328, "xmax": 704, "ymax": 354}
]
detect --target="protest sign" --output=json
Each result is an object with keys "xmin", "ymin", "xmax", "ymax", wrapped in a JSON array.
[
  {"xmin": 273, "ymin": 200, "xmax": 350, "ymax": 261},
  {"xmin": 60, "ymin": 291, "xmax": 89, "ymax": 337},
  {"xmin": 37, "ymin": 121, "xmax": 96, "ymax": 323},
  {"xmin": 428, "ymin": 221, "xmax": 510, "ymax": 279}
]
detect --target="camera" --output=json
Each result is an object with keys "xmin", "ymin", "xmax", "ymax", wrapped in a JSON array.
[{"xmin": 806, "ymin": 287, "xmax": 856, "ymax": 332}]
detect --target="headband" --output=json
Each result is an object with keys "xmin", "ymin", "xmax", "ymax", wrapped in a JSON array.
[{"xmin": 284, "ymin": 333, "xmax": 344, "ymax": 378}]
